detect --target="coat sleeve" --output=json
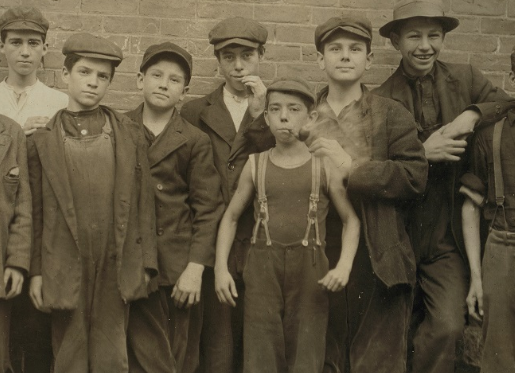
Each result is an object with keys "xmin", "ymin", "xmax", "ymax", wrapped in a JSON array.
[
  {"xmin": 187, "ymin": 131, "xmax": 224, "ymax": 267},
  {"xmin": 467, "ymin": 64, "xmax": 515, "ymax": 123},
  {"xmin": 27, "ymin": 135, "xmax": 43, "ymax": 276},
  {"xmin": 347, "ymin": 102, "xmax": 428, "ymax": 200},
  {"xmin": 5, "ymin": 126, "xmax": 31, "ymax": 273}
]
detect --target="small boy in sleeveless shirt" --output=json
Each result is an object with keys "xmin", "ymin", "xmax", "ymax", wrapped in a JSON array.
[
  {"xmin": 27, "ymin": 33, "xmax": 157, "ymax": 373},
  {"xmin": 215, "ymin": 77, "xmax": 361, "ymax": 373}
]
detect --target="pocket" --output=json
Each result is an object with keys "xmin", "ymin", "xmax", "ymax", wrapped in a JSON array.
[{"xmin": 3, "ymin": 172, "xmax": 20, "ymax": 205}]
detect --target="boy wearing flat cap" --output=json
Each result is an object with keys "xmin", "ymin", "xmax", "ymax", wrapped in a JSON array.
[
  {"xmin": 0, "ymin": 6, "xmax": 68, "ymax": 136},
  {"xmin": 215, "ymin": 76, "xmax": 360, "ymax": 373},
  {"xmin": 181, "ymin": 17, "xmax": 273, "ymax": 373},
  {"xmin": 27, "ymin": 33, "xmax": 157, "ymax": 373},
  {"xmin": 313, "ymin": 14, "xmax": 427, "ymax": 373},
  {"xmin": 125, "ymin": 42, "xmax": 224, "ymax": 373},
  {"xmin": 374, "ymin": 1, "xmax": 515, "ymax": 372}
]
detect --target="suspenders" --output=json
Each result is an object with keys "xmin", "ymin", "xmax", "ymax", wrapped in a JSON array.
[
  {"xmin": 250, "ymin": 150, "xmax": 322, "ymax": 249},
  {"xmin": 492, "ymin": 118, "xmax": 508, "ymax": 231}
]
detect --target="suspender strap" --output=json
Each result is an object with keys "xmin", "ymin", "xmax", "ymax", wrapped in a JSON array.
[
  {"xmin": 492, "ymin": 118, "xmax": 508, "ymax": 231},
  {"xmin": 250, "ymin": 151, "xmax": 272, "ymax": 246},
  {"xmin": 302, "ymin": 155, "xmax": 322, "ymax": 247}
]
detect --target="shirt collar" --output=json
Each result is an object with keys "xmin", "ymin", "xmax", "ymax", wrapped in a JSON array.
[
  {"xmin": 400, "ymin": 62, "xmax": 436, "ymax": 83},
  {"xmin": 317, "ymin": 84, "xmax": 370, "ymax": 118},
  {"xmin": 223, "ymin": 85, "xmax": 248, "ymax": 104},
  {"xmin": 3, "ymin": 77, "xmax": 39, "ymax": 94}
]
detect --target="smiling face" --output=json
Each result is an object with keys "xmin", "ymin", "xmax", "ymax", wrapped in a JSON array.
[
  {"xmin": 391, "ymin": 17, "xmax": 445, "ymax": 77},
  {"xmin": 62, "ymin": 57, "xmax": 113, "ymax": 111},
  {"xmin": 217, "ymin": 45, "xmax": 262, "ymax": 96},
  {"xmin": 264, "ymin": 91, "xmax": 315, "ymax": 145},
  {"xmin": 317, "ymin": 30, "xmax": 373, "ymax": 87},
  {"xmin": 137, "ymin": 58, "xmax": 188, "ymax": 112},
  {"xmin": 0, "ymin": 30, "xmax": 47, "ymax": 79}
]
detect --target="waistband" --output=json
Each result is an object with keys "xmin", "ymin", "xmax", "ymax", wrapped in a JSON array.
[{"xmin": 488, "ymin": 229, "xmax": 515, "ymax": 246}]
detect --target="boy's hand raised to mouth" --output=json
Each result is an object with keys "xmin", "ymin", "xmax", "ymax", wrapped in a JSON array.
[{"xmin": 242, "ymin": 75, "xmax": 267, "ymax": 119}]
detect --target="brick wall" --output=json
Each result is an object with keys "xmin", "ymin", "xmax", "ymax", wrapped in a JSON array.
[{"xmin": 1, "ymin": 0, "xmax": 514, "ymax": 111}]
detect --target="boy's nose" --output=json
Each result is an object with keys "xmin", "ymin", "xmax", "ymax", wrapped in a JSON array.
[
  {"xmin": 20, "ymin": 43, "xmax": 30, "ymax": 56},
  {"xmin": 418, "ymin": 36, "xmax": 431, "ymax": 50}
]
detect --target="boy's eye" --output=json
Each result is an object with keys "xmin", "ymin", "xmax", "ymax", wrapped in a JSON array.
[
  {"xmin": 152, "ymin": 73, "xmax": 161, "ymax": 78},
  {"xmin": 98, "ymin": 74, "xmax": 110, "ymax": 81},
  {"xmin": 268, "ymin": 107, "xmax": 279, "ymax": 112},
  {"xmin": 28, "ymin": 40, "xmax": 40, "ymax": 47},
  {"xmin": 78, "ymin": 69, "xmax": 88, "ymax": 75}
]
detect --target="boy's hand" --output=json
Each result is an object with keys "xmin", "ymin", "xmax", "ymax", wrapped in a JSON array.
[
  {"xmin": 441, "ymin": 110, "xmax": 479, "ymax": 141},
  {"xmin": 24, "ymin": 116, "xmax": 50, "ymax": 136},
  {"xmin": 242, "ymin": 76, "xmax": 266, "ymax": 119},
  {"xmin": 466, "ymin": 277, "xmax": 484, "ymax": 322},
  {"xmin": 29, "ymin": 276, "xmax": 50, "ymax": 313},
  {"xmin": 318, "ymin": 265, "xmax": 351, "ymax": 292},
  {"xmin": 308, "ymin": 138, "xmax": 352, "ymax": 179},
  {"xmin": 3, "ymin": 267, "xmax": 24, "ymax": 299},
  {"xmin": 423, "ymin": 127, "xmax": 467, "ymax": 162},
  {"xmin": 214, "ymin": 268, "xmax": 238, "ymax": 307},
  {"xmin": 171, "ymin": 262, "xmax": 204, "ymax": 309}
]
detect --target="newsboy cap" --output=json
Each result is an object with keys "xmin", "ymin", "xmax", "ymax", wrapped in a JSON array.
[
  {"xmin": 62, "ymin": 33, "xmax": 123, "ymax": 66},
  {"xmin": 379, "ymin": 0, "xmax": 459, "ymax": 38},
  {"xmin": 209, "ymin": 17, "xmax": 268, "ymax": 51},
  {"xmin": 0, "ymin": 7, "xmax": 49, "ymax": 35},
  {"xmin": 140, "ymin": 42, "xmax": 192, "ymax": 81},
  {"xmin": 267, "ymin": 77, "xmax": 315, "ymax": 104},
  {"xmin": 315, "ymin": 15, "xmax": 372, "ymax": 52}
]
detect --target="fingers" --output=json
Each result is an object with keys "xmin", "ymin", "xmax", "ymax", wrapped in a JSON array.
[
  {"xmin": 4, "ymin": 269, "xmax": 24, "ymax": 300},
  {"xmin": 24, "ymin": 128, "xmax": 38, "ymax": 136}
]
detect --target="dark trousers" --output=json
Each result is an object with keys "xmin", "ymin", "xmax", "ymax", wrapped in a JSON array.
[
  {"xmin": 243, "ymin": 241, "xmax": 329, "ymax": 373},
  {"xmin": 481, "ymin": 230, "xmax": 515, "ymax": 373},
  {"xmin": 0, "ymin": 299, "xmax": 12, "ymax": 373},
  {"xmin": 409, "ymin": 251, "xmax": 468, "ymax": 373}
]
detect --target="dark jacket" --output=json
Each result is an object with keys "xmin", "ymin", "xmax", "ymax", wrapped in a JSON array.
[
  {"xmin": 181, "ymin": 84, "xmax": 272, "ymax": 276},
  {"xmin": 0, "ymin": 116, "xmax": 31, "ymax": 299},
  {"xmin": 28, "ymin": 106, "xmax": 158, "ymax": 309},
  {"xmin": 126, "ymin": 105, "xmax": 224, "ymax": 286},
  {"xmin": 373, "ymin": 60, "xmax": 515, "ymax": 256}
]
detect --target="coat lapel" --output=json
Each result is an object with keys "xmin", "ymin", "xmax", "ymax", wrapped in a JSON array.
[
  {"xmin": 199, "ymin": 86, "xmax": 237, "ymax": 146},
  {"xmin": 434, "ymin": 61, "xmax": 465, "ymax": 125},
  {"xmin": 34, "ymin": 112, "xmax": 79, "ymax": 243},
  {"xmin": 228, "ymin": 111, "xmax": 252, "ymax": 161},
  {"xmin": 0, "ymin": 124, "xmax": 11, "ymax": 166},
  {"xmin": 147, "ymin": 110, "xmax": 188, "ymax": 167},
  {"xmin": 389, "ymin": 65, "xmax": 416, "ymax": 116}
]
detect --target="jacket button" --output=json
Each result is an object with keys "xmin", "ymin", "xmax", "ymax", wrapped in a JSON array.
[
  {"xmin": 156, "ymin": 184, "xmax": 163, "ymax": 190},
  {"xmin": 157, "ymin": 228, "xmax": 164, "ymax": 236},
  {"xmin": 227, "ymin": 162, "xmax": 235, "ymax": 171},
  {"xmin": 136, "ymin": 237, "xmax": 142, "ymax": 244}
]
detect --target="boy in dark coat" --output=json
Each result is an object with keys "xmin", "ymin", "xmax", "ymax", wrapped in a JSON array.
[
  {"xmin": 0, "ymin": 115, "xmax": 31, "ymax": 373},
  {"xmin": 27, "ymin": 33, "xmax": 157, "ymax": 373},
  {"xmin": 180, "ymin": 17, "xmax": 271, "ymax": 373},
  {"xmin": 126, "ymin": 42, "xmax": 224, "ymax": 373},
  {"xmin": 373, "ymin": 1, "xmax": 515, "ymax": 372}
]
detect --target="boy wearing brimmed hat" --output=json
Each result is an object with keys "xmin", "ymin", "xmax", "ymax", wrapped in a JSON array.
[
  {"xmin": 181, "ymin": 17, "xmax": 273, "ymax": 373},
  {"xmin": 0, "ymin": 6, "xmax": 68, "ymax": 136},
  {"xmin": 374, "ymin": 1, "xmax": 515, "ymax": 372},
  {"xmin": 27, "ymin": 33, "xmax": 157, "ymax": 373},
  {"xmin": 125, "ymin": 42, "xmax": 224, "ymax": 373},
  {"xmin": 313, "ymin": 14, "xmax": 427, "ymax": 373},
  {"xmin": 215, "ymin": 76, "xmax": 360, "ymax": 373}
]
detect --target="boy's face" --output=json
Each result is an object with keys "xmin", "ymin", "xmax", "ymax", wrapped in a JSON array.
[
  {"xmin": 317, "ymin": 31, "xmax": 373, "ymax": 86},
  {"xmin": 137, "ymin": 59, "xmax": 188, "ymax": 112},
  {"xmin": 0, "ymin": 30, "xmax": 47, "ymax": 77},
  {"xmin": 62, "ymin": 57, "xmax": 112, "ymax": 112},
  {"xmin": 391, "ymin": 17, "xmax": 444, "ymax": 77},
  {"xmin": 218, "ymin": 45, "xmax": 262, "ymax": 94},
  {"xmin": 264, "ymin": 91, "xmax": 316, "ymax": 144}
]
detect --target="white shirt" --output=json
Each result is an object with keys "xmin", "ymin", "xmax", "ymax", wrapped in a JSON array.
[
  {"xmin": 223, "ymin": 86, "xmax": 248, "ymax": 132},
  {"xmin": 0, "ymin": 79, "xmax": 68, "ymax": 128}
]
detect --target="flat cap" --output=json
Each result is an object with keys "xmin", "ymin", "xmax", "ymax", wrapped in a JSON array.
[
  {"xmin": 62, "ymin": 33, "xmax": 123, "ymax": 66},
  {"xmin": 140, "ymin": 42, "xmax": 192, "ymax": 81},
  {"xmin": 267, "ymin": 77, "xmax": 315, "ymax": 104},
  {"xmin": 209, "ymin": 17, "xmax": 267, "ymax": 51},
  {"xmin": 315, "ymin": 15, "xmax": 372, "ymax": 51},
  {"xmin": 0, "ymin": 7, "xmax": 49, "ymax": 35}
]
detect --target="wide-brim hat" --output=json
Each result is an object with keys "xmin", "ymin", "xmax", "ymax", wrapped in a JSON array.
[{"xmin": 379, "ymin": 0, "xmax": 459, "ymax": 38}]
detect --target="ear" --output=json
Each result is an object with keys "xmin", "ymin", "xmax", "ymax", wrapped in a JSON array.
[
  {"xmin": 365, "ymin": 51, "xmax": 374, "ymax": 71},
  {"xmin": 510, "ymin": 71, "xmax": 515, "ymax": 88},
  {"xmin": 390, "ymin": 32, "xmax": 400, "ymax": 51},
  {"xmin": 136, "ymin": 72, "xmax": 144, "ymax": 90},
  {"xmin": 317, "ymin": 51, "xmax": 325, "ymax": 71},
  {"xmin": 61, "ymin": 66, "xmax": 70, "ymax": 85},
  {"xmin": 179, "ymin": 85, "xmax": 189, "ymax": 102},
  {"xmin": 308, "ymin": 109, "xmax": 319, "ymax": 123},
  {"xmin": 41, "ymin": 42, "xmax": 48, "ymax": 57}
]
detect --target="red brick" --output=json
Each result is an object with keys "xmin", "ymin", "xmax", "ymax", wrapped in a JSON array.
[
  {"xmin": 372, "ymin": 49, "xmax": 402, "ymax": 66},
  {"xmin": 499, "ymin": 36, "xmax": 515, "ymax": 53},
  {"xmin": 109, "ymin": 73, "xmax": 139, "ymax": 92},
  {"xmin": 509, "ymin": 0, "xmax": 515, "ymax": 17},
  {"xmin": 285, "ymin": 0, "xmax": 337, "ymax": 6},
  {"xmin": 188, "ymin": 77, "xmax": 225, "ymax": 96},
  {"xmin": 338, "ymin": 0, "xmax": 394, "ymax": 9},
  {"xmin": 481, "ymin": 18, "xmax": 515, "ymax": 35},
  {"xmin": 470, "ymin": 53, "xmax": 511, "ymax": 72},
  {"xmin": 277, "ymin": 63, "xmax": 326, "ymax": 81},
  {"xmin": 453, "ymin": 16, "xmax": 480, "ymax": 34},
  {"xmin": 81, "ymin": 0, "xmax": 138, "ymax": 14},
  {"xmin": 23, "ymin": 0, "xmax": 80, "ymax": 12},
  {"xmin": 264, "ymin": 44, "xmax": 301, "ymax": 62},
  {"xmin": 46, "ymin": 13, "xmax": 102, "ymax": 32},
  {"xmin": 452, "ymin": 0, "xmax": 506, "ymax": 16},
  {"xmin": 482, "ymin": 72, "xmax": 505, "ymax": 89},
  {"xmin": 185, "ymin": 39, "xmax": 216, "ymax": 58},
  {"xmin": 276, "ymin": 25, "xmax": 316, "ymax": 44},
  {"xmin": 139, "ymin": 0, "xmax": 196, "ymax": 19},
  {"xmin": 104, "ymin": 35, "xmax": 131, "ymax": 53},
  {"xmin": 445, "ymin": 34, "xmax": 498, "ymax": 53},
  {"xmin": 361, "ymin": 66, "xmax": 393, "ymax": 85},
  {"xmin": 162, "ymin": 20, "xmax": 218, "ymax": 39},
  {"xmin": 198, "ymin": 2, "xmax": 254, "ymax": 19},
  {"xmin": 258, "ymin": 62, "xmax": 276, "ymax": 80},
  {"xmin": 302, "ymin": 45, "xmax": 319, "ymax": 62},
  {"xmin": 44, "ymin": 51, "xmax": 65, "ymax": 69},
  {"xmin": 104, "ymin": 16, "xmax": 160, "ymax": 35},
  {"xmin": 438, "ymin": 50, "xmax": 470, "ymax": 64},
  {"xmin": 102, "ymin": 91, "xmax": 142, "ymax": 111},
  {"xmin": 255, "ymin": 5, "xmax": 311, "ymax": 24},
  {"xmin": 116, "ymin": 55, "xmax": 143, "ymax": 74},
  {"xmin": 192, "ymin": 58, "xmax": 219, "ymax": 78}
]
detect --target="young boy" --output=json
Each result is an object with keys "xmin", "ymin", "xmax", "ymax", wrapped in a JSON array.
[
  {"xmin": 215, "ymin": 77, "xmax": 361, "ymax": 373},
  {"xmin": 125, "ymin": 42, "xmax": 224, "ymax": 373},
  {"xmin": 0, "ymin": 6, "xmax": 68, "ymax": 135},
  {"xmin": 0, "ymin": 114, "xmax": 31, "ymax": 373},
  {"xmin": 460, "ymin": 48, "xmax": 515, "ymax": 373},
  {"xmin": 313, "ymin": 15, "xmax": 428, "ymax": 373},
  {"xmin": 374, "ymin": 1, "xmax": 515, "ymax": 372},
  {"xmin": 180, "ymin": 17, "xmax": 272, "ymax": 373},
  {"xmin": 27, "ymin": 33, "xmax": 157, "ymax": 373}
]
